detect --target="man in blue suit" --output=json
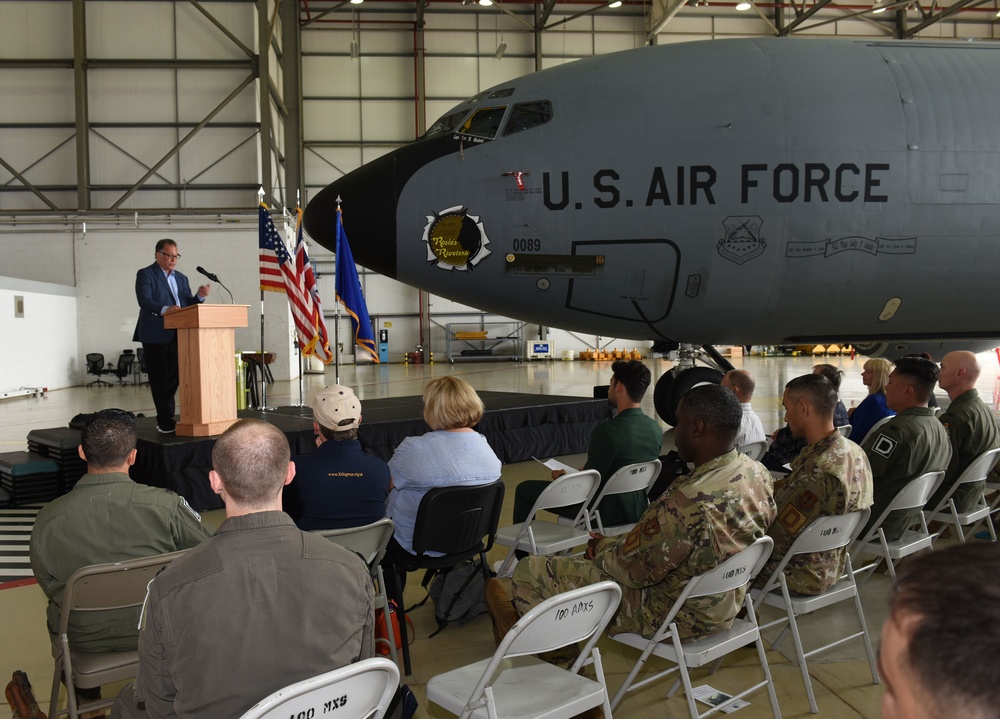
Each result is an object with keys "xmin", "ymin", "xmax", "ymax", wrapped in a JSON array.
[{"xmin": 134, "ymin": 239, "xmax": 210, "ymax": 433}]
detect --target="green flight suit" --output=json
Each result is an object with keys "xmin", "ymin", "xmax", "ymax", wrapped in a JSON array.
[
  {"xmin": 862, "ymin": 406, "xmax": 951, "ymax": 540},
  {"xmin": 29, "ymin": 472, "xmax": 211, "ymax": 652},
  {"xmin": 932, "ymin": 389, "xmax": 1000, "ymax": 512}
]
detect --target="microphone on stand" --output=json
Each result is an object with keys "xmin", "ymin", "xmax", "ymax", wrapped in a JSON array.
[{"xmin": 196, "ymin": 266, "xmax": 234, "ymax": 304}]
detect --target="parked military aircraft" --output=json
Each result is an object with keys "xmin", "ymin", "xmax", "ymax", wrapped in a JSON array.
[{"xmin": 304, "ymin": 37, "xmax": 1000, "ymax": 424}]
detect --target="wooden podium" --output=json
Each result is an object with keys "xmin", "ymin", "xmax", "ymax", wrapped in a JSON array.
[{"xmin": 164, "ymin": 304, "xmax": 249, "ymax": 437}]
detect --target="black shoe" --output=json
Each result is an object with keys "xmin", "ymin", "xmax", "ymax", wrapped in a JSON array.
[{"xmin": 156, "ymin": 425, "xmax": 175, "ymax": 434}]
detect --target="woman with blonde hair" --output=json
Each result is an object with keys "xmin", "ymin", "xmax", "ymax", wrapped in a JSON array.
[
  {"xmin": 847, "ymin": 357, "xmax": 895, "ymax": 442},
  {"xmin": 385, "ymin": 376, "xmax": 502, "ymax": 558}
]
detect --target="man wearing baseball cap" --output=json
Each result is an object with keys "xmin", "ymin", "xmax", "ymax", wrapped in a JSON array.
[{"xmin": 284, "ymin": 384, "xmax": 391, "ymax": 530}]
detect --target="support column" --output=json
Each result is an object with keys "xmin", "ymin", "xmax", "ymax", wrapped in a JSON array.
[
  {"xmin": 257, "ymin": 0, "xmax": 273, "ymax": 204},
  {"xmin": 73, "ymin": 0, "xmax": 90, "ymax": 210},
  {"xmin": 281, "ymin": 0, "xmax": 303, "ymax": 204}
]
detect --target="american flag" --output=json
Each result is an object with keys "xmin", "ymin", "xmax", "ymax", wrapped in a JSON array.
[
  {"xmin": 294, "ymin": 208, "xmax": 333, "ymax": 364},
  {"xmin": 258, "ymin": 203, "xmax": 327, "ymax": 362}
]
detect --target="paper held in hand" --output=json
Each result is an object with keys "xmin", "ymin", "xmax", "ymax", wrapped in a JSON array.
[{"xmin": 533, "ymin": 457, "xmax": 578, "ymax": 475}]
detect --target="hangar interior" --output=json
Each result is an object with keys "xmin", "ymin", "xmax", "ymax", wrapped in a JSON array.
[{"xmin": 1, "ymin": 0, "xmax": 998, "ymax": 391}]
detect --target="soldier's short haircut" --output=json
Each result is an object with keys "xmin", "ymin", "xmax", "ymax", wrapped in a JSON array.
[
  {"xmin": 889, "ymin": 542, "xmax": 1000, "ymax": 718},
  {"xmin": 679, "ymin": 384, "xmax": 741, "ymax": 439},
  {"xmin": 725, "ymin": 369, "xmax": 755, "ymax": 400},
  {"xmin": 212, "ymin": 419, "xmax": 290, "ymax": 506},
  {"xmin": 812, "ymin": 363, "xmax": 845, "ymax": 392},
  {"xmin": 892, "ymin": 356, "xmax": 940, "ymax": 404},
  {"xmin": 81, "ymin": 409, "xmax": 137, "ymax": 470},
  {"xmin": 611, "ymin": 360, "xmax": 652, "ymax": 403},
  {"xmin": 785, "ymin": 374, "xmax": 837, "ymax": 419}
]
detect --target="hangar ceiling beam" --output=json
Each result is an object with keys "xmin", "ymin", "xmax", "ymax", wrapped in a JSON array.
[
  {"xmin": 110, "ymin": 74, "xmax": 256, "ymax": 210},
  {"xmin": 781, "ymin": 0, "xmax": 834, "ymax": 34},
  {"xmin": 188, "ymin": 0, "xmax": 255, "ymax": 57},
  {"xmin": 903, "ymin": 0, "xmax": 992, "ymax": 36},
  {"xmin": 795, "ymin": 2, "xmax": 901, "ymax": 32},
  {"xmin": 646, "ymin": 0, "xmax": 689, "ymax": 42},
  {"xmin": 535, "ymin": 0, "xmax": 560, "ymax": 31},
  {"xmin": 0, "ymin": 155, "xmax": 59, "ymax": 211}
]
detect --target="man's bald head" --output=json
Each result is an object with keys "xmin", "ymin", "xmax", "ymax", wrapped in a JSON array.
[{"xmin": 939, "ymin": 351, "xmax": 981, "ymax": 399}]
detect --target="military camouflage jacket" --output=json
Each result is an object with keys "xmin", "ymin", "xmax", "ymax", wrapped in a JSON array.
[
  {"xmin": 759, "ymin": 433, "xmax": 872, "ymax": 595},
  {"xmin": 592, "ymin": 449, "xmax": 776, "ymax": 640}
]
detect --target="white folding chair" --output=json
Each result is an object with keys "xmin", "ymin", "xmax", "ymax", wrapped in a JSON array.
[
  {"xmin": 738, "ymin": 441, "xmax": 769, "ymax": 462},
  {"xmin": 557, "ymin": 460, "xmax": 662, "ymax": 537},
  {"xmin": 859, "ymin": 415, "xmax": 894, "ymax": 445},
  {"xmin": 610, "ymin": 536, "xmax": 781, "ymax": 719},
  {"xmin": 836, "ymin": 424, "xmax": 852, "ymax": 439},
  {"xmin": 850, "ymin": 471, "xmax": 945, "ymax": 582},
  {"xmin": 426, "ymin": 581, "xmax": 621, "ymax": 719},
  {"xmin": 924, "ymin": 447, "xmax": 1000, "ymax": 543},
  {"xmin": 753, "ymin": 510, "xmax": 877, "ymax": 714},
  {"xmin": 494, "ymin": 470, "xmax": 600, "ymax": 577},
  {"xmin": 49, "ymin": 550, "xmax": 188, "ymax": 719},
  {"xmin": 317, "ymin": 518, "xmax": 398, "ymax": 664},
  {"xmin": 239, "ymin": 657, "xmax": 399, "ymax": 719}
]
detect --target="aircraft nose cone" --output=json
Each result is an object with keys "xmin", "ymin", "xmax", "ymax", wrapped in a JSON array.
[{"xmin": 303, "ymin": 152, "xmax": 399, "ymax": 279}]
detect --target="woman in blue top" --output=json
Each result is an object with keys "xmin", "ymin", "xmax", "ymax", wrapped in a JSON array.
[
  {"xmin": 847, "ymin": 358, "xmax": 895, "ymax": 443},
  {"xmin": 385, "ymin": 376, "xmax": 502, "ymax": 557}
]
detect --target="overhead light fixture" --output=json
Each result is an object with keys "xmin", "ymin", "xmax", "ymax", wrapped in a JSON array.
[
  {"xmin": 479, "ymin": 0, "xmax": 493, "ymax": 6},
  {"xmin": 494, "ymin": 42, "xmax": 507, "ymax": 59},
  {"xmin": 350, "ymin": 40, "xmax": 360, "ymax": 58},
  {"xmin": 608, "ymin": 0, "xmax": 623, "ymax": 7},
  {"xmin": 996, "ymin": 7, "xmax": 999, "ymax": 15},
  {"xmin": 350, "ymin": 0, "xmax": 364, "ymax": 4},
  {"xmin": 872, "ymin": 0, "xmax": 887, "ymax": 13},
  {"xmin": 735, "ymin": 1, "xmax": 751, "ymax": 9}
]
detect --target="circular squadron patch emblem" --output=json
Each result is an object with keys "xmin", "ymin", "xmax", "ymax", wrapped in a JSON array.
[{"xmin": 423, "ymin": 206, "xmax": 492, "ymax": 271}]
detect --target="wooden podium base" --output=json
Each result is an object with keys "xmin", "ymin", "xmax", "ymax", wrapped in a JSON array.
[{"xmin": 176, "ymin": 418, "xmax": 239, "ymax": 438}]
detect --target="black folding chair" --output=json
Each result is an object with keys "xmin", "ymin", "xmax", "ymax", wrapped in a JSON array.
[{"xmin": 387, "ymin": 480, "xmax": 505, "ymax": 676}]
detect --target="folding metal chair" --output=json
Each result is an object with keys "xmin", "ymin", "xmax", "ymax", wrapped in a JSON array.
[
  {"xmin": 426, "ymin": 581, "xmax": 621, "ymax": 719},
  {"xmin": 753, "ymin": 510, "xmax": 877, "ymax": 714},
  {"xmin": 48, "ymin": 551, "xmax": 188, "ymax": 719},
  {"xmin": 317, "ymin": 518, "xmax": 399, "ymax": 665},
  {"xmin": 610, "ymin": 536, "xmax": 781, "ymax": 719},
  {"xmin": 239, "ymin": 657, "xmax": 399, "ymax": 719},
  {"xmin": 737, "ymin": 441, "xmax": 769, "ymax": 461},
  {"xmin": 850, "ymin": 471, "xmax": 944, "ymax": 582},
  {"xmin": 924, "ymin": 447, "xmax": 1000, "ymax": 543},
  {"xmin": 836, "ymin": 424, "xmax": 852, "ymax": 439},
  {"xmin": 557, "ymin": 460, "xmax": 662, "ymax": 537},
  {"xmin": 494, "ymin": 470, "xmax": 601, "ymax": 577}
]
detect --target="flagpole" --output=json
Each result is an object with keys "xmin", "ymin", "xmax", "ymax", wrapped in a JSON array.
[
  {"xmin": 334, "ymin": 196, "xmax": 342, "ymax": 386},
  {"xmin": 296, "ymin": 190, "xmax": 306, "ymax": 407},
  {"xmin": 258, "ymin": 187, "xmax": 267, "ymax": 410}
]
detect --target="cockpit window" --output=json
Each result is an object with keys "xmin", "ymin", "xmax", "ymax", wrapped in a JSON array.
[
  {"xmin": 502, "ymin": 101, "xmax": 553, "ymax": 137},
  {"xmin": 456, "ymin": 106, "xmax": 507, "ymax": 140},
  {"xmin": 422, "ymin": 110, "xmax": 470, "ymax": 139},
  {"xmin": 488, "ymin": 88, "xmax": 515, "ymax": 99}
]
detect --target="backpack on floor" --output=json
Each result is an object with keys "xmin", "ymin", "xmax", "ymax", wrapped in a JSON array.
[{"xmin": 422, "ymin": 560, "xmax": 489, "ymax": 635}]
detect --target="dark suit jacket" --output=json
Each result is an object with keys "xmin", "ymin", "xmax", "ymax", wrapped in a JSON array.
[{"xmin": 133, "ymin": 263, "xmax": 201, "ymax": 344}]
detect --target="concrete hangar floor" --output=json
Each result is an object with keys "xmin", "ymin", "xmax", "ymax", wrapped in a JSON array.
[{"xmin": 3, "ymin": 352, "xmax": 998, "ymax": 718}]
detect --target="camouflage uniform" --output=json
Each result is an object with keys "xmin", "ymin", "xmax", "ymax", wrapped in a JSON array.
[
  {"xmin": 932, "ymin": 389, "xmax": 1000, "ymax": 512},
  {"xmin": 511, "ymin": 449, "xmax": 776, "ymax": 641},
  {"xmin": 757, "ymin": 432, "xmax": 872, "ymax": 595},
  {"xmin": 861, "ymin": 407, "xmax": 951, "ymax": 540}
]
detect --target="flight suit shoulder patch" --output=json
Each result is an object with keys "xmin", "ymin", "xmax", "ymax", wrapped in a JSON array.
[{"xmin": 870, "ymin": 433, "xmax": 897, "ymax": 459}]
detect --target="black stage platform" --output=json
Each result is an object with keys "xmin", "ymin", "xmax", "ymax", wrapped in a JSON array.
[{"xmin": 132, "ymin": 391, "xmax": 612, "ymax": 511}]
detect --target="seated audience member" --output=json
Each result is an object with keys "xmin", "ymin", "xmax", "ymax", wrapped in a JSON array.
[
  {"xmin": 30, "ymin": 410, "xmax": 210, "ymax": 653},
  {"xmin": 848, "ymin": 358, "xmax": 896, "ymax": 442},
  {"xmin": 902, "ymin": 352, "xmax": 939, "ymax": 408},
  {"xmin": 763, "ymin": 363, "xmax": 849, "ymax": 471},
  {"xmin": 486, "ymin": 384, "xmax": 776, "ymax": 643},
  {"xmin": 756, "ymin": 374, "xmax": 872, "ymax": 595},
  {"xmin": 113, "ymin": 419, "xmax": 374, "ymax": 719},
  {"xmin": 879, "ymin": 542, "xmax": 1000, "ymax": 719},
  {"xmin": 513, "ymin": 359, "xmax": 663, "ymax": 528},
  {"xmin": 860, "ymin": 357, "xmax": 950, "ymax": 540},
  {"xmin": 285, "ymin": 384, "xmax": 390, "ymax": 530},
  {"xmin": 385, "ymin": 376, "xmax": 502, "ymax": 559},
  {"xmin": 721, "ymin": 368, "xmax": 766, "ymax": 448},
  {"xmin": 928, "ymin": 350, "xmax": 1000, "ymax": 512}
]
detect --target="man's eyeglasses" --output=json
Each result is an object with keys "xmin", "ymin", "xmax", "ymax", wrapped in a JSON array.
[{"xmin": 158, "ymin": 251, "xmax": 181, "ymax": 260}]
